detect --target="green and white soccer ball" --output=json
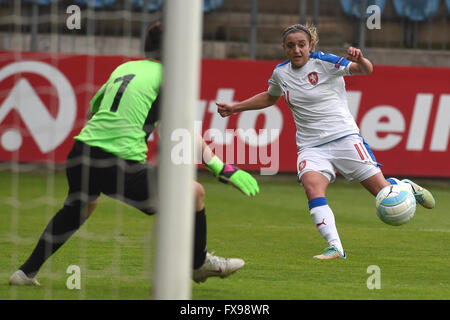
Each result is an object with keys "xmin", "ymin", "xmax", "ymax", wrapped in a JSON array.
[{"xmin": 375, "ymin": 184, "xmax": 416, "ymax": 226}]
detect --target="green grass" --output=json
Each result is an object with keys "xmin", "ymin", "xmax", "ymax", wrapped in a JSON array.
[{"xmin": 0, "ymin": 171, "xmax": 449, "ymax": 300}]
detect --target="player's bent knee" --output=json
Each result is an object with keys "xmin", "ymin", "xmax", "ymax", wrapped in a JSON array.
[
  {"xmin": 304, "ymin": 186, "xmax": 326, "ymax": 201},
  {"xmin": 194, "ymin": 182, "xmax": 205, "ymax": 211},
  {"xmin": 301, "ymin": 173, "xmax": 328, "ymax": 200},
  {"xmin": 55, "ymin": 204, "xmax": 90, "ymax": 230}
]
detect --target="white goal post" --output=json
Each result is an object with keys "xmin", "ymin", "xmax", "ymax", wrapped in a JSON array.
[{"xmin": 153, "ymin": 0, "xmax": 203, "ymax": 300}]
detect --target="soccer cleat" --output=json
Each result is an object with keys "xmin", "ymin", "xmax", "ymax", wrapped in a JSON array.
[
  {"xmin": 193, "ymin": 252, "xmax": 245, "ymax": 283},
  {"xmin": 401, "ymin": 179, "xmax": 435, "ymax": 209},
  {"xmin": 9, "ymin": 270, "xmax": 40, "ymax": 286},
  {"xmin": 313, "ymin": 246, "xmax": 347, "ymax": 260}
]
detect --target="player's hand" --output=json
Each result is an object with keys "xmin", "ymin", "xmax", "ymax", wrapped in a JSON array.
[
  {"xmin": 346, "ymin": 46, "xmax": 363, "ymax": 62},
  {"xmin": 218, "ymin": 164, "xmax": 260, "ymax": 197},
  {"xmin": 216, "ymin": 102, "xmax": 234, "ymax": 118}
]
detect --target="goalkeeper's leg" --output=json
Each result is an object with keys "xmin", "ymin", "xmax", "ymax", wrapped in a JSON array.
[
  {"xmin": 193, "ymin": 182, "xmax": 207, "ymax": 269},
  {"xmin": 10, "ymin": 200, "xmax": 97, "ymax": 285},
  {"xmin": 192, "ymin": 182, "xmax": 245, "ymax": 283},
  {"xmin": 10, "ymin": 141, "xmax": 100, "ymax": 285}
]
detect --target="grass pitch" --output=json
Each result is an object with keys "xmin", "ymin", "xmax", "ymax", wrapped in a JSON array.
[{"xmin": 0, "ymin": 170, "xmax": 449, "ymax": 300}]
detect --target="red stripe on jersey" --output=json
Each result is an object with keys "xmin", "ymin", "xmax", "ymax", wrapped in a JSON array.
[
  {"xmin": 360, "ymin": 143, "xmax": 369, "ymax": 159},
  {"xmin": 285, "ymin": 90, "xmax": 294, "ymax": 108},
  {"xmin": 354, "ymin": 144, "xmax": 364, "ymax": 160}
]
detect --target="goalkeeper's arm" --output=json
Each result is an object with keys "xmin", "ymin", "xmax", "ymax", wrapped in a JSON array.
[
  {"xmin": 200, "ymin": 136, "xmax": 260, "ymax": 197},
  {"xmin": 87, "ymin": 81, "xmax": 109, "ymax": 120}
]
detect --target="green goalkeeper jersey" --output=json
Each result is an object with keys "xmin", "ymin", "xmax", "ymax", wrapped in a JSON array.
[{"xmin": 75, "ymin": 59, "xmax": 162, "ymax": 163}]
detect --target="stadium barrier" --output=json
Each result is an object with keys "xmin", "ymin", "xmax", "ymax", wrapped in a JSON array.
[{"xmin": 0, "ymin": 50, "xmax": 449, "ymax": 177}]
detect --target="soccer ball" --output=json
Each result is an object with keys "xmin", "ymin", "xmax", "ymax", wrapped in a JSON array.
[{"xmin": 375, "ymin": 184, "xmax": 416, "ymax": 226}]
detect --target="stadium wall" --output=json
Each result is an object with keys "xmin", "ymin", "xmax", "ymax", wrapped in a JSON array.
[
  {"xmin": 0, "ymin": 50, "xmax": 449, "ymax": 177},
  {"xmin": 2, "ymin": 32, "xmax": 450, "ymax": 67}
]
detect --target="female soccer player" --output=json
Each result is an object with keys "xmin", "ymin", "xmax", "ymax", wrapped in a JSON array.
[
  {"xmin": 217, "ymin": 23, "xmax": 435, "ymax": 260},
  {"xmin": 9, "ymin": 21, "xmax": 259, "ymax": 286}
]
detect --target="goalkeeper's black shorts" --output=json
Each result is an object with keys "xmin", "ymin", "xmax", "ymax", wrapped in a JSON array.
[{"xmin": 63, "ymin": 140, "xmax": 158, "ymax": 215}]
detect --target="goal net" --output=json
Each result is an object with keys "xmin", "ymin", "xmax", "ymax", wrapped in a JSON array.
[{"xmin": 0, "ymin": 0, "xmax": 203, "ymax": 300}]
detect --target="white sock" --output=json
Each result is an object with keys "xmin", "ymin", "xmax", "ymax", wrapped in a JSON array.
[{"xmin": 309, "ymin": 197, "xmax": 344, "ymax": 255}]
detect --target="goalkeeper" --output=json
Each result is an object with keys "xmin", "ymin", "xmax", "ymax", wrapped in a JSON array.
[{"xmin": 9, "ymin": 21, "xmax": 259, "ymax": 286}]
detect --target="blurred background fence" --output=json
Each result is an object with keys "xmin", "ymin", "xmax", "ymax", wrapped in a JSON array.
[{"xmin": 0, "ymin": 0, "xmax": 449, "ymax": 65}]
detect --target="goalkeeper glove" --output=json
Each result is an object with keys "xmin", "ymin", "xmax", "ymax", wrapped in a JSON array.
[{"xmin": 205, "ymin": 156, "xmax": 260, "ymax": 196}]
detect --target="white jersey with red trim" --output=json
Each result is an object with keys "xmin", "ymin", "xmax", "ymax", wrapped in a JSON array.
[{"xmin": 268, "ymin": 51, "xmax": 359, "ymax": 151}]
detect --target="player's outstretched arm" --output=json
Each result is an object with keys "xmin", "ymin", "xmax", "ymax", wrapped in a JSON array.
[
  {"xmin": 200, "ymin": 137, "xmax": 259, "ymax": 196},
  {"xmin": 216, "ymin": 92, "xmax": 279, "ymax": 118}
]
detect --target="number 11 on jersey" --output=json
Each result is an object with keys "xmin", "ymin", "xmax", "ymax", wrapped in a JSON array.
[{"xmin": 110, "ymin": 74, "xmax": 136, "ymax": 112}]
